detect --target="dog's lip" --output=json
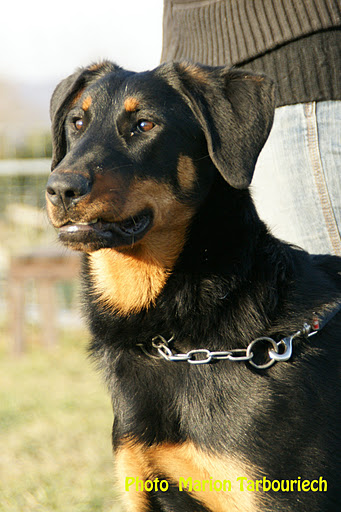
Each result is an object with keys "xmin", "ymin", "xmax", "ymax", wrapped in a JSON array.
[{"xmin": 58, "ymin": 211, "xmax": 153, "ymax": 239}]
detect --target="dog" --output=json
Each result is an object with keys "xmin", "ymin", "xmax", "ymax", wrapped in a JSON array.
[{"xmin": 46, "ymin": 61, "xmax": 341, "ymax": 512}]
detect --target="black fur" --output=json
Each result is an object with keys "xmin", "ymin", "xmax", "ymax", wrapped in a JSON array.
[{"xmin": 47, "ymin": 61, "xmax": 341, "ymax": 512}]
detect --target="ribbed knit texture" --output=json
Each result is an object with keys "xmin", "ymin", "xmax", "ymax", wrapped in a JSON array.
[
  {"xmin": 243, "ymin": 30, "xmax": 341, "ymax": 106},
  {"xmin": 161, "ymin": 0, "xmax": 341, "ymax": 106}
]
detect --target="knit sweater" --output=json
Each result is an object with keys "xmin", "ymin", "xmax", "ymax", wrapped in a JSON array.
[{"xmin": 161, "ymin": 0, "xmax": 341, "ymax": 106}]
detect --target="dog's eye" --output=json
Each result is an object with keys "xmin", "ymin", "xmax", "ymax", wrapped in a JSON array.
[
  {"xmin": 136, "ymin": 120, "xmax": 155, "ymax": 133},
  {"xmin": 129, "ymin": 120, "xmax": 155, "ymax": 137},
  {"xmin": 74, "ymin": 119, "xmax": 84, "ymax": 131}
]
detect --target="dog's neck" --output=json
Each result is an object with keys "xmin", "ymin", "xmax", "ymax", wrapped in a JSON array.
[{"xmin": 88, "ymin": 247, "xmax": 170, "ymax": 316}]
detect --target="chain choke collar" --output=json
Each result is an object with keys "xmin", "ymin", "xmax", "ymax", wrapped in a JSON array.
[{"xmin": 138, "ymin": 303, "xmax": 341, "ymax": 370}]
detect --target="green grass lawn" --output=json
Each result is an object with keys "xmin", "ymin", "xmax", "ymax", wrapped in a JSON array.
[{"xmin": 0, "ymin": 328, "xmax": 123, "ymax": 512}]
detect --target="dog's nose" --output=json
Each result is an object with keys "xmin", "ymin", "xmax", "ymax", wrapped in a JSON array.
[{"xmin": 46, "ymin": 172, "xmax": 91, "ymax": 208}]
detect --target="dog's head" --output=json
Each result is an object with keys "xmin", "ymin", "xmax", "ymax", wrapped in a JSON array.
[{"xmin": 46, "ymin": 61, "xmax": 275, "ymax": 254}]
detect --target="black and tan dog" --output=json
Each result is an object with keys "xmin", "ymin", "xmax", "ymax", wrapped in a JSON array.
[{"xmin": 46, "ymin": 61, "xmax": 341, "ymax": 512}]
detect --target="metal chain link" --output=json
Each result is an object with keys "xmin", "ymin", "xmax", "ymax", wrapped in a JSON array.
[
  {"xmin": 137, "ymin": 321, "xmax": 317, "ymax": 370},
  {"xmin": 137, "ymin": 304, "xmax": 341, "ymax": 370}
]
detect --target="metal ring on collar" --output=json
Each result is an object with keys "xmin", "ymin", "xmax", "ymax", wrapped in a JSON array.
[{"xmin": 246, "ymin": 337, "xmax": 279, "ymax": 370}]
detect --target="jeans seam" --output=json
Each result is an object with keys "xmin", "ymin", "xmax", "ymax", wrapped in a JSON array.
[{"xmin": 304, "ymin": 102, "xmax": 341, "ymax": 256}]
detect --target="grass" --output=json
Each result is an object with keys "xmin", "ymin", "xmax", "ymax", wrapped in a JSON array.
[{"xmin": 0, "ymin": 327, "xmax": 123, "ymax": 512}]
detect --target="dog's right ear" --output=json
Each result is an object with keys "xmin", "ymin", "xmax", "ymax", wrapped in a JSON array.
[
  {"xmin": 50, "ymin": 61, "xmax": 119, "ymax": 170},
  {"xmin": 159, "ymin": 63, "xmax": 275, "ymax": 190}
]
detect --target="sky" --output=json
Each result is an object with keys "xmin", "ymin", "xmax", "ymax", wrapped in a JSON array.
[{"xmin": 1, "ymin": 0, "xmax": 164, "ymax": 84}]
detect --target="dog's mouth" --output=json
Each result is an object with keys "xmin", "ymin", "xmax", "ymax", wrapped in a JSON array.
[{"xmin": 58, "ymin": 210, "xmax": 153, "ymax": 251}]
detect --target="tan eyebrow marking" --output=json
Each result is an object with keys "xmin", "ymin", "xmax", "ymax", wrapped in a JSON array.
[
  {"xmin": 82, "ymin": 96, "xmax": 92, "ymax": 111},
  {"xmin": 124, "ymin": 97, "xmax": 139, "ymax": 112}
]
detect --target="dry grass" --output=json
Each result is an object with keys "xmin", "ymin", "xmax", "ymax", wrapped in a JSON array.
[{"xmin": 0, "ymin": 328, "xmax": 123, "ymax": 511}]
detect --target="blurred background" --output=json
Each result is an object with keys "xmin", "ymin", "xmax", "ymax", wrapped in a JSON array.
[{"xmin": 0, "ymin": 1, "xmax": 163, "ymax": 510}]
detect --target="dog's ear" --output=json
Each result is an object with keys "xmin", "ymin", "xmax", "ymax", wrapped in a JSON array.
[
  {"xmin": 50, "ymin": 61, "xmax": 120, "ymax": 170},
  {"xmin": 164, "ymin": 63, "xmax": 275, "ymax": 189}
]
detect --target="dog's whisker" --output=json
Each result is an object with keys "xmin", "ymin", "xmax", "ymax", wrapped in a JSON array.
[
  {"xmin": 193, "ymin": 154, "xmax": 211, "ymax": 163},
  {"xmin": 104, "ymin": 163, "xmax": 134, "ymax": 173}
]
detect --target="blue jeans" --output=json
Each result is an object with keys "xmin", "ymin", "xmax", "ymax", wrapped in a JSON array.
[{"xmin": 252, "ymin": 101, "xmax": 341, "ymax": 256}]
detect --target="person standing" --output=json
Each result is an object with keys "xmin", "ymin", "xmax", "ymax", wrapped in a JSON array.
[{"xmin": 161, "ymin": 0, "xmax": 341, "ymax": 255}]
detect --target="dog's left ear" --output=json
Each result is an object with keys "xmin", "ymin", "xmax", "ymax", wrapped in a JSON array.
[{"xmin": 165, "ymin": 64, "xmax": 275, "ymax": 189}]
